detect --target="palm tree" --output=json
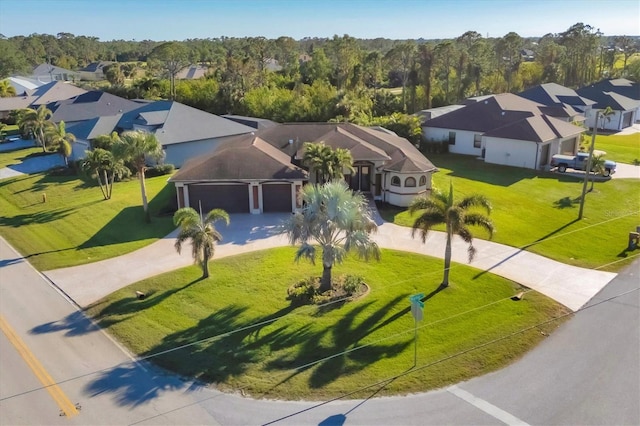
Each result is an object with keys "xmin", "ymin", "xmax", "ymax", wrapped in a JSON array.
[
  {"xmin": 409, "ymin": 182, "xmax": 494, "ymax": 288},
  {"xmin": 284, "ymin": 181, "xmax": 380, "ymax": 293},
  {"xmin": 0, "ymin": 80, "xmax": 16, "ymax": 97},
  {"xmin": 45, "ymin": 121, "xmax": 75, "ymax": 166},
  {"xmin": 173, "ymin": 206, "xmax": 230, "ymax": 279},
  {"xmin": 112, "ymin": 130, "xmax": 164, "ymax": 222},
  {"xmin": 81, "ymin": 148, "xmax": 128, "ymax": 200},
  {"xmin": 19, "ymin": 105, "xmax": 53, "ymax": 152},
  {"xmin": 598, "ymin": 106, "xmax": 614, "ymax": 131},
  {"xmin": 91, "ymin": 131, "xmax": 120, "ymax": 151},
  {"xmin": 302, "ymin": 142, "xmax": 354, "ymax": 184}
]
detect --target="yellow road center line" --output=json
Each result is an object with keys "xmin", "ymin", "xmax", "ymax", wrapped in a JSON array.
[{"xmin": 0, "ymin": 315, "xmax": 79, "ymax": 418}]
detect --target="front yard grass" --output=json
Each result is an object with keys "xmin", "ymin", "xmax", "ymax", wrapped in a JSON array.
[
  {"xmin": 86, "ymin": 247, "xmax": 570, "ymax": 400},
  {"xmin": 381, "ymin": 153, "xmax": 640, "ymax": 272},
  {"xmin": 593, "ymin": 132, "xmax": 640, "ymax": 165},
  {"xmin": 0, "ymin": 170, "xmax": 176, "ymax": 270}
]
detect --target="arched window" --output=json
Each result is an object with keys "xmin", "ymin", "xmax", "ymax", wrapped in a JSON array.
[
  {"xmin": 391, "ymin": 176, "xmax": 401, "ymax": 186},
  {"xmin": 405, "ymin": 177, "xmax": 416, "ymax": 187},
  {"xmin": 419, "ymin": 175, "xmax": 427, "ymax": 186}
]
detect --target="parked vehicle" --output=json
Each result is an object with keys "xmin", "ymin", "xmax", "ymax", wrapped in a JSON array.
[{"xmin": 550, "ymin": 152, "xmax": 617, "ymax": 176}]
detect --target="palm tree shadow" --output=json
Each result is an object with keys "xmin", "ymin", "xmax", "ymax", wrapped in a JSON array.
[
  {"xmin": 474, "ymin": 218, "xmax": 580, "ymax": 279},
  {"xmin": 88, "ymin": 277, "xmax": 204, "ymax": 328}
]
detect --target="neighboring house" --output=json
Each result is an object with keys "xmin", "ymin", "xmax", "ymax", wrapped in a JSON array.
[
  {"xmin": 5, "ymin": 76, "xmax": 45, "ymax": 96},
  {"xmin": 115, "ymin": 101, "xmax": 255, "ymax": 167},
  {"xmin": 577, "ymin": 78, "xmax": 640, "ymax": 131},
  {"xmin": 0, "ymin": 81, "xmax": 87, "ymax": 120},
  {"xmin": 47, "ymin": 91, "xmax": 141, "ymax": 124},
  {"xmin": 30, "ymin": 63, "xmax": 79, "ymax": 83},
  {"xmin": 170, "ymin": 122, "xmax": 438, "ymax": 213},
  {"xmin": 176, "ymin": 65, "xmax": 208, "ymax": 80},
  {"xmin": 520, "ymin": 49, "xmax": 535, "ymax": 62},
  {"xmin": 77, "ymin": 61, "xmax": 115, "ymax": 81},
  {"xmin": 422, "ymin": 93, "xmax": 585, "ymax": 170},
  {"xmin": 518, "ymin": 82, "xmax": 595, "ymax": 122}
]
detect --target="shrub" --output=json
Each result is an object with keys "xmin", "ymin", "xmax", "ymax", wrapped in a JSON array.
[
  {"xmin": 287, "ymin": 277, "xmax": 319, "ymax": 305},
  {"xmin": 145, "ymin": 164, "xmax": 175, "ymax": 177}
]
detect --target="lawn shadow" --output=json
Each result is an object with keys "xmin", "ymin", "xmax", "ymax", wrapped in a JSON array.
[
  {"xmin": 83, "ymin": 360, "xmax": 189, "ymax": 408},
  {"xmin": 0, "ymin": 207, "xmax": 76, "ymax": 227},
  {"xmin": 139, "ymin": 303, "xmax": 300, "ymax": 385},
  {"xmin": 264, "ymin": 294, "xmax": 412, "ymax": 391},
  {"xmin": 553, "ymin": 195, "xmax": 582, "ymax": 209},
  {"xmin": 78, "ymin": 205, "xmax": 173, "ymax": 250},
  {"xmin": 474, "ymin": 218, "xmax": 580, "ymax": 279},
  {"xmin": 88, "ymin": 278, "xmax": 203, "ymax": 328}
]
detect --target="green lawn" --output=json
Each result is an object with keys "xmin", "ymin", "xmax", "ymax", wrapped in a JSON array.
[
  {"xmin": 0, "ymin": 169, "xmax": 176, "ymax": 270},
  {"xmin": 86, "ymin": 247, "xmax": 570, "ymax": 400},
  {"xmin": 592, "ymin": 132, "xmax": 640, "ymax": 165},
  {"xmin": 380, "ymin": 153, "xmax": 640, "ymax": 272},
  {"xmin": 0, "ymin": 146, "xmax": 42, "ymax": 169}
]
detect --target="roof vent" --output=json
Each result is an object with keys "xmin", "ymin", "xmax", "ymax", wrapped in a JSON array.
[
  {"xmin": 288, "ymin": 139, "xmax": 293, "ymax": 144},
  {"xmin": 501, "ymin": 111, "xmax": 505, "ymax": 116},
  {"xmin": 484, "ymin": 100, "xmax": 488, "ymax": 104}
]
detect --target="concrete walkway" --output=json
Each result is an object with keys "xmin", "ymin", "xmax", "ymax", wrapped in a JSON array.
[{"xmin": 44, "ymin": 207, "xmax": 616, "ymax": 311}]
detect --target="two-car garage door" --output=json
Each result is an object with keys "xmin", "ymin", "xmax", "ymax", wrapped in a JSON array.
[
  {"xmin": 189, "ymin": 184, "xmax": 250, "ymax": 213},
  {"xmin": 187, "ymin": 183, "xmax": 293, "ymax": 213}
]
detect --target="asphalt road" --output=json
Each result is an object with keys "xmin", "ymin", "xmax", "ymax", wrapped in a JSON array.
[{"xmin": 1, "ymin": 236, "xmax": 638, "ymax": 425}]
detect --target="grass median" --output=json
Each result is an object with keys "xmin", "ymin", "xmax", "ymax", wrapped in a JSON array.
[{"xmin": 86, "ymin": 247, "xmax": 570, "ymax": 400}]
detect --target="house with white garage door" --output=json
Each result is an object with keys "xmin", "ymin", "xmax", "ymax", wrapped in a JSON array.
[
  {"xmin": 422, "ymin": 93, "xmax": 585, "ymax": 170},
  {"xmin": 170, "ymin": 122, "xmax": 438, "ymax": 213}
]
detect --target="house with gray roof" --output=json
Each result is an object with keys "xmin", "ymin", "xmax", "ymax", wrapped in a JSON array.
[
  {"xmin": 30, "ymin": 63, "xmax": 79, "ymax": 83},
  {"xmin": 577, "ymin": 79, "xmax": 640, "ymax": 131},
  {"xmin": 47, "ymin": 91, "xmax": 141, "ymax": 124},
  {"xmin": 422, "ymin": 93, "xmax": 585, "ymax": 170},
  {"xmin": 0, "ymin": 81, "xmax": 87, "ymax": 120},
  {"xmin": 170, "ymin": 122, "xmax": 438, "ymax": 213},
  {"xmin": 116, "ymin": 101, "xmax": 255, "ymax": 167},
  {"xmin": 78, "ymin": 61, "xmax": 114, "ymax": 81},
  {"xmin": 518, "ymin": 82, "xmax": 595, "ymax": 121}
]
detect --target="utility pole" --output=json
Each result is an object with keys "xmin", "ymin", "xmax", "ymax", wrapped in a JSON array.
[{"xmin": 578, "ymin": 111, "xmax": 600, "ymax": 220}]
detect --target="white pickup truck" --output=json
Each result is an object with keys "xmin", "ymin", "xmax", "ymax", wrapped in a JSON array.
[{"xmin": 550, "ymin": 152, "xmax": 617, "ymax": 177}]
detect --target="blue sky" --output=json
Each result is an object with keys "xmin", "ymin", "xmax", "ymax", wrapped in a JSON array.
[{"xmin": 0, "ymin": 0, "xmax": 638, "ymax": 41}]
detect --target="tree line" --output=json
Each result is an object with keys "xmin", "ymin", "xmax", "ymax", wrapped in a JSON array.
[{"xmin": 1, "ymin": 25, "xmax": 638, "ymax": 132}]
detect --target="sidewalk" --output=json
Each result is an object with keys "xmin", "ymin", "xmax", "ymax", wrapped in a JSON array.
[{"xmin": 42, "ymin": 209, "xmax": 617, "ymax": 311}]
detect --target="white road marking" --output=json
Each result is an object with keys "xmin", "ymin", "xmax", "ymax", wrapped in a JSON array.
[{"xmin": 448, "ymin": 385, "xmax": 530, "ymax": 426}]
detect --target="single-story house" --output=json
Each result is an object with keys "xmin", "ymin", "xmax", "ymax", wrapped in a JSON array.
[
  {"xmin": 4, "ymin": 76, "xmax": 45, "ymax": 96},
  {"xmin": 30, "ymin": 64, "xmax": 79, "ymax": 83},
  {"xmin": 517, "ymin": 83, "xmax": 595, "ymax": 122},
  {"xmin": 577, "ymin": 79, "xmax": 640, "ymax": 131},
  {"xmin": 115, "ymin": 101, "xmax": 256, "ymax": 167},
  {"xmin": 422, "ymin": 93, "xmax": 585, "ymax": 170},
  {"xmin": 0, "ymin": 81, "xmax": 87, "ymax": 120},
  {"xmin": 170, "ymin": 122, "xmax": 438, "ymax": 213},
  {"xmin": 176, "ymin": 65, "xmax": 208, "ymax": 80},
  {"xmin": 78, "ymin": 61, "xmax": 115, "ymax": 81},
  {"xmin": 47, "ymin": 91, "xmax": 142, "ymax": 124}
]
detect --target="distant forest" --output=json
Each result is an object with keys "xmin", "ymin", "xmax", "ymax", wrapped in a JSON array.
[{"xmin": 1, "ymin": 23, "xmax": 639, "ymax": 127}]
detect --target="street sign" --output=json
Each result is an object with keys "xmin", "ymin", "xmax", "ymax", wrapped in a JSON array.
[{"xmin": 409, "ymin": 293, "xmax": 424, "ymax": 322}]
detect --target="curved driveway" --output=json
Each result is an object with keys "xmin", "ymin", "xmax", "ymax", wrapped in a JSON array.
[{"xmin": 44, "ymin": 208, "xmax": 616, "ymax": 312}]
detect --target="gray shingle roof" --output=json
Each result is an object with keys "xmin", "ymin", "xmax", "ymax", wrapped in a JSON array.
[
  {"xmin": 575, "ymin": 87, "xmax": 640, "ymax": 111},
  {"xmin": 170, "ymin": 135, "xmax": 307, "ymax": 181},
  {"xmin": 117, "ymin": 101, "xmax": 255, "ymax": 145},
  {"xmin": 518, "ymin": 83, "xmax": 596, "ymax": 107},
  {"xmin": 65, "ymin": 115, "xmax": 122, "ymax": 140},
  {"xmin": 484, "ymin": 115, "xmax": 582, "ymax": 143},
  {"xmin": 579, "ymin": 78, "xmax": 640, "ymax": 101},
  {"xmin": 29, "ymin": 81, "xmax": 87, "ymax": 107},
  {"xmin": 48, "ymin": 91, "xmax": 139, "ymax": 123}
]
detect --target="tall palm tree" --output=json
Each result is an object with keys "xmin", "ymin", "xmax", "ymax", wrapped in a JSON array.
[
  {"xmin": 112, "ymin": 130, "xmax": 164, "ymax": 222},
  {"xmin": 81, "ymin": 148, "xmax": 128, "ymax": 200},
  {"xmin": 45, "ymin": 121, "xmax": 75, "ymax": 166},
  {"xmin": 0, "ymin": 80, "xmax": 17, "ymax": 97},
  {"xmin": 284, "ymin": 181, "xmax": 380, "ymax": 293},
  {"xmin": 409, "ymin": 182, "xmax": 494, "ymax": 288},
  {"xmin": 302, "ymin": 142, "xmax": 354, "ymax": 184},
  {"xmin": 19, "ymin": 105, "xmax": 53, "ymax": 152},
  {"xmin": 173, "ymin": 206, "xmax": 230, "ymax": 279}
]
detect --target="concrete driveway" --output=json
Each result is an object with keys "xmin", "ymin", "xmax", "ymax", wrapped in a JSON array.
[
  {"xmin": 0, "ymin": 140, "xmax": 65, "ymax": 179},
  {"xmin": 43, "ymin": 209, "xmax": 616, "ymax": 312}
]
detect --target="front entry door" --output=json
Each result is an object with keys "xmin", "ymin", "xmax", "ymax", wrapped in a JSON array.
[{"xmin": 350, "ymin": 163, "xmax": 372, "ymax": 192}]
